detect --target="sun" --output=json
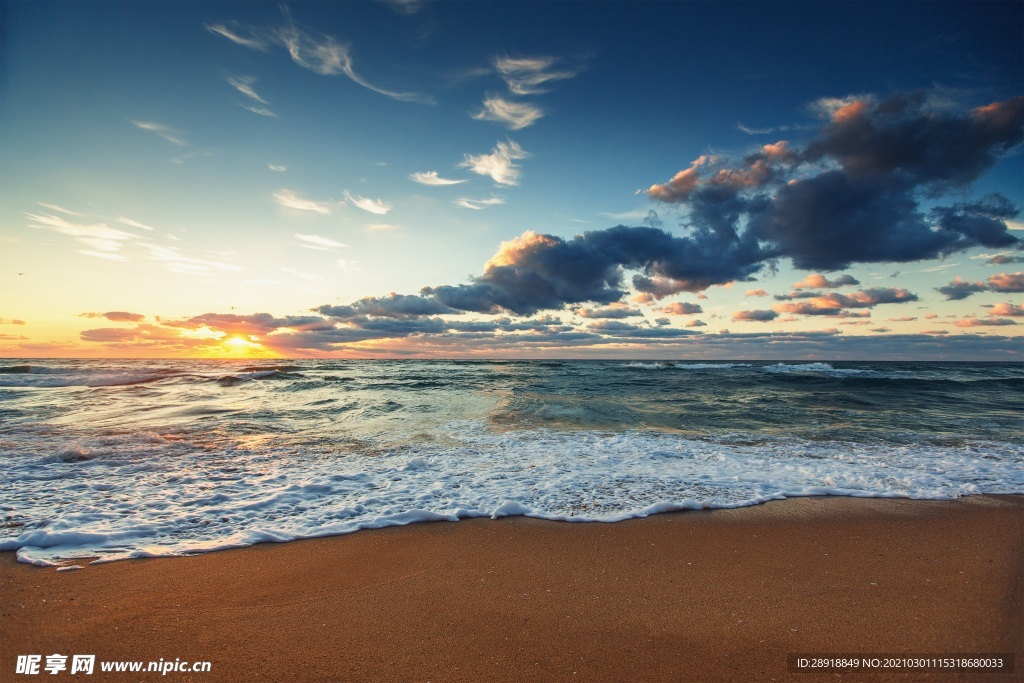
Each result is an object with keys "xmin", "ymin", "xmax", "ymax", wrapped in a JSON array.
[{"xmin": 220, "ymin": 335, "xmax": 269, "ymax": 357}]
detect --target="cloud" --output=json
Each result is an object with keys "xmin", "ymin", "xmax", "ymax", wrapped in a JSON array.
[
  {"xmin": 79, "ymin": 311, "xmax": 146, "ymax": 322},
  {"xmin": 733, "ymin": 309, "xmax": 778, "ymax": 322},
  {"xmin": 0, "ymin": 319, "xmax": 26, "ymax": 325},
  {"xmin": 745, "ymin": 289, "xmax": 768, "ymax": 297},
  {"xmin": 576, "ymin": 304, "xmax": 643, "ymax": 319},
  {"xmin": 206, "ymin": 23, "xmax": 269, "ymax": 50},
  {"xmin": 379, "ymin": 0, "xmax": 423, "ymax": 15},
  {"xmin": 242, "ymin": 104, "xmax": 277, "ymax": 118},
  {"xmin": 460, "ymin": 140, "xmax": 528, "ymax": 186},
  {"xmin": 37, "ymin": 202, "xmax": 79, "ymax": 215},
  {"xmin": 274, "ymin": 189, "xmax": 333, "ymax": 214},
  {"xmin": 454, "ymin": 196, "xmax": 505, "ymax": 210},
  {"xmin": 227, "ymin": 76, "xmax": 268, "ymax": 104},
  {"xmin": 422, "ymin": 225, "xmax": 765, "ymax": 316},
  {"xmin": 989, "ymin": 303, "xmax": 1024, "ymax": 316},
  {"xmin": 344, "ymin": 191, "xmax": 392, "ymax": 215},
  {"xmin": 686, "ymin": 320, "xmax": 707, "ymax": 328},
  {"xmin": 318, "ymin": 293, "xmax": 456, "ymax": 319},
  {"xmin": 294, "ymin": 234, "xmax": 348, "ymax": 250},
  {"xmin": 988, "ymin": 272, "xmax": 1024, "ymax": 292},
  {"xmin": 115, "ymin": 216, "xmax": 155, "ymax": 231},
  {"xmin": 25, "ymin": 211, "xmax": 139, "ymax": 256},
  {"xmin": 953, "ymin": 316, "xmax": 1017, "ymax": 327},
  {"xmin": 268, "ymin": 164, "xmax": 287, "ymax": 172},
  {"xmin": 207, "ymin": 10, "xmax": 432, "ymax": 104},
  {"xmin": 494, "ymin": 55, "xmax": 579, "ymax": 95},
  {"xmin": 792, "ymin": 273, "xmax": 860, "ymax": 289},
  {"xmin": 410, "ymin": 171, "xmax": 466, "ymax": 186},
  {"xmin": 647, "ymin": 93, "xmax": 1022, "ymax": 272},
  {"xmin": 654, "ymin": 302, "xmax": 703, "ymax": 316},
  {"xmin": 368, "ymin": 223, "xmax": 399, "ymax": 231},
  {"xmin": 141, "ymin": 244, "xmax": 242, "ymax": 274},
  {"xmin": 772, "ymin": 287, "xmax": 918, "ymax": 316},
  {"xmin": 985, "ymin": 254, "xmax": 1024, "ymax": 265},
  {"xmin": 131, "ymin": 120, "xmax": 186, "ymax": 146},
  {"xmin": 936, "ymin": 272, "xmax": 1024, "ymax": 299},
  {"xmin": 472, "ymin": 96, "xmax": 544, "ymax": 130}
]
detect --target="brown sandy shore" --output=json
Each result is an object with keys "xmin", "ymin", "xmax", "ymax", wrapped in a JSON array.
[{"xmin": 2, "ymin": 495, "xmax": 1021, "ymax": 683}]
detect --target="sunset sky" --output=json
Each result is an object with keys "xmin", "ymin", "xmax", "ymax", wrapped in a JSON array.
[{"xmin": 1, "ymin": 0, "xmax": 1022, "ymax": 359}]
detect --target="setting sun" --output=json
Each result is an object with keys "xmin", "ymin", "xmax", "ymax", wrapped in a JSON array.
[{"xmin": 220, "ymin": 335, "xmax": 269, "ymax": 357}]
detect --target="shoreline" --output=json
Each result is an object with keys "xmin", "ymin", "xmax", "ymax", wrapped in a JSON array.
[{"xmin": 3, "ymin": 495, "xmax": 1021, "ymax": 681}]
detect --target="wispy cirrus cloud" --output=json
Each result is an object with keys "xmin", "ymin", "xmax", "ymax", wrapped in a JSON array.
[
  {"xmin": 472, "ymin": 96, "xmax": 544, "ymax": 130},
  {"xmin": 116, "ymin": 216, "xmax": 155, "ymax": 231},
  {"xmin": 206, "ymin": 23, "xmax": 269, "ymax": 50},
  {"xmin": 228, "ymin": 76, "xmax": 268, "ymax": 104},
  {"xmin": 37, "ymin": 202, "xmax": 80, "ymax": 215},
  {"xmin": 410, "ymin": 171, "xmax": 466, "ymax": 186},
  {"xmin": 494, "ymin": 55, "xmax": 578, "ymax": 95},
  {"xmin": 25, "ymin": 212, "xmax": 139, "ymax": 257},
  {"xmin": 344, "ymin": 191, "xmax": 392, "ymax": 215},
  {"xmin": 227, "ymin": 76, "xmax": 277, "ymax": 117},
  {"xmin": 131, "ymin": 120, "xmax": 186, "ymax": 146},
  {"xmin": 268, "ymin": 163, "xmax": 287, "ymax": 172},
  {"xmin": 294, "ymin": 234, "xmax": 348, "ymax": 250},
  {"xmin": 273, "ymin": 189, "xmax": 334, "ymax": 214},
  {"xmin": 460, "ymin": 140, "xmax": 528, "ymax": 186},
  {"xmin": 140, "ymin": 244, "xmax": 242, "ymax": 274},
  {"xmin": 206, "ymin": 10, "xmax": 432, "ymax": 104},
  {"xmin": 454, "ymin": 196, "xmax": 505, "ymax": 210}
]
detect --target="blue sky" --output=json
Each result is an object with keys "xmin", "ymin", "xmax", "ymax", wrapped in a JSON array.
[{"xmin": 1, "ymin": 0, "xmax": 1022, "ymax": 359}]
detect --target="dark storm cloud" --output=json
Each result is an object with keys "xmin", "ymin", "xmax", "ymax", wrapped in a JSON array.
[
  {"xmin": 648, "ymin": 93, "xmax": 1022, "ymax": 272},
  {"xmin": 804, "ymin": 94, "xmax": 1024, "ymax": 189},
  {"xmin": 317, "ymin": 293, "xmax": 456, "ymax": 319},
  {"xmin": 423, "ymin": 226, "xmax": 767, "ymax": 316}
]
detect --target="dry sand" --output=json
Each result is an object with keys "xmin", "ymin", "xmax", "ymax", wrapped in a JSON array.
[{"xmin": 2, "ymin": 495, "xmax": 1021, "ymax": 682}]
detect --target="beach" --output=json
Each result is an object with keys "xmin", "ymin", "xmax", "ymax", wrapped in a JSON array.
[{"xmin": 3, "ymin": 495, "xmax": 1020, "ymax": 682}]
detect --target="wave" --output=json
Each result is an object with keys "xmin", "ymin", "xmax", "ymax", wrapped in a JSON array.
[{"xmin": 0, "ymin": 367, "xmax": 183, "ymax": 388}]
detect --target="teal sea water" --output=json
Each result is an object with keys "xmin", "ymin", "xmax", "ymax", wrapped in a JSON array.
[{"xmin": 1, "ymin": 359, "xmax": 1021, "ymax": 566}]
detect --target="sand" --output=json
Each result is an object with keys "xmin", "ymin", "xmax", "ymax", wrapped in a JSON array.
[{"xmin": 2, "ymin": 495, "xmax": 1021, "ymax": 682}]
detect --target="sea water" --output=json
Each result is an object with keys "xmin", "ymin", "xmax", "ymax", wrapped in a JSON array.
[{"xmin": 1, "ymin": 359, "xmax": 1021, "ymax": 566}]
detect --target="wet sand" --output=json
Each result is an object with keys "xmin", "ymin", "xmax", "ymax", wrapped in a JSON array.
[{"xmin": 2, "ymin": 495, "xmax": 1021, "ymax": 682}]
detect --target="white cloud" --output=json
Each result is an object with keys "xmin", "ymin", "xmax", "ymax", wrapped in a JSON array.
[
  {"xmin": 25, "ymin": 212, "xmax": 138, "ymax": 255},
  {"xmin": 368, "ymin": 223, "xmax": 399, "ymax": 231},
  {"xmin": 205, "ymin": 23, "xmax": 269, "ymax": 50},
  {"xmin": 116, "ymin": 216, "xmax": 155, "ymax": 231},
  {"xmin": 273, "ymin": 189, "xmax": 333, "ymax": 214},
  {"xmin": 454, "ymin": 196, "xmax": 506, "ymax": 210},
  {"xmin": 36, "ymin": 202, "xmax": 80, "ymax": 215},
  {"xmin": 410, "ymin": 171, "xmax": 466, "ymax": 186},
  {"xmin": 460, "ymin": 140, "xmax": 528, "ymax": 186},
  {"xmin": 344, "ymin": 191, "xmax": 392, "ymax": 215},
  {"xmin": 142, "ymin": 244, "xmax": 243, "ymax": 273},
  {"xmin": 209, "ymin": 11, "xmax": 431, "ymax": 104},
  {"xmin": 268, "ymin": 164, "xmax": 287, "ymax": 172},
  {"xmin": 472, "ymin": 96, "xmax": 544, "ymax": 130},
  {"xmin": 494, "ymin": 55, "xmax": 578, "ymax": 95},
  {"xmin": 131, "ymin": 120, "xmax": 186, "ymax": 146},
  {"xmin": 294, "ymin": 233, "xmax": 348, "ymax": 250},
  {"xmin": 241, "ymin": 104, "xmax": 278, "ymax": 117},
  {"xmin": 228, "ymin": 76, "xmax": 268, "ymax": 104}
]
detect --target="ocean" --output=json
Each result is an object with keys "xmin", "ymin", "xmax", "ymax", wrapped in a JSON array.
[{"xmin": 1, "ymin": 359, "xmax": 1021, "ymax": 566}]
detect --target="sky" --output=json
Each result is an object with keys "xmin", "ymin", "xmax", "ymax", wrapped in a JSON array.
[{"xmin": 1, "ymin": 0, "xmax": 1022, "ymax": 360}]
